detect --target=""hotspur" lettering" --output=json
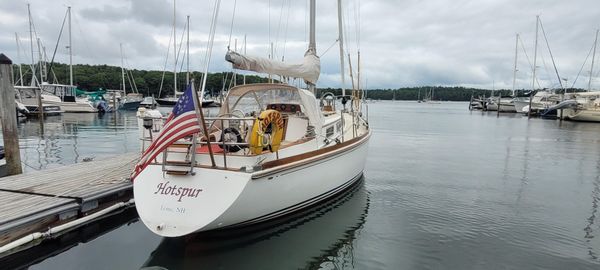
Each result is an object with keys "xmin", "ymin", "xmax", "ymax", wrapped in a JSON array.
[{"xmin": 154, "ymin": 181, "xmax": 203, "ymax": 202}]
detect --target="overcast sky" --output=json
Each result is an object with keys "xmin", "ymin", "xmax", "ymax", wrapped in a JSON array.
[{"xmin": 1, "ymin": 0, "xmax": 599, "ymax": 90}]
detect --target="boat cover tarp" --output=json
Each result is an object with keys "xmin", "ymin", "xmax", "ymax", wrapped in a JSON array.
[
  {"xmin": 541, "ymin": 100, "xmax": 578, "ymax": 116},
  {"xmin": 225, "ymin": 51, "xmax": 321, "ymax": 85}
]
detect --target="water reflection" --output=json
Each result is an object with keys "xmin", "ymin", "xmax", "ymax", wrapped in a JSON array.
[
  {"xmin": 141, "ymin": 179, "xmax": 369, "ymax": 270},
  {"xmin": 13, "ymin": 112, "xmax": 139, "ymax": 171},
  {"xmin": 0, "ymin": 208, "xmax": 139, "ymax": 269},
  {"xmin": 584, "ymin": 164, "xmax": 600, "ymax": 261}
]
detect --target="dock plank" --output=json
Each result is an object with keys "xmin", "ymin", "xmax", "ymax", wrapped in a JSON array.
[
  {"xmin": 0, "ymin": 153, "xmax": 140, "ymax": 248},
  {"xmin": 0, "ymin": 191, "xmax": 77, "ymax": 229},
  {"xmin": 0, "ymin": 153, "xmax": 139, "ymax": 200}
]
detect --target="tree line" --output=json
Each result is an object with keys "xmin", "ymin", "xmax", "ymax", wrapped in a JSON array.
[
  {"xmin": 12, "ymin": 62, "xmax": 585, "ymax": 101},
  {"xmin": 11, "ymin": 62, "xmax": 269, "ymax": 97},
  {"xmin": 317, "ymin": 86, "xmax": 586, "ymax": 101}
]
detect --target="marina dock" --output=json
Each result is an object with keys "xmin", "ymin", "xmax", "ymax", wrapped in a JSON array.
[{"xmin": 0, "ymin": 153, "xmax": 138, "ymax": 252}]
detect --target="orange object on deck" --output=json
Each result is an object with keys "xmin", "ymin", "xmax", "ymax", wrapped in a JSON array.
[{"xmin": 196, "ymin": 144, "xmax": 224, "ymax": 154}]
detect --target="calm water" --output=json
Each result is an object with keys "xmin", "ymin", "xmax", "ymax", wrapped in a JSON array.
[{"xmin": 3, "ymin": 102, "xmax": 600, "ymax": 269}]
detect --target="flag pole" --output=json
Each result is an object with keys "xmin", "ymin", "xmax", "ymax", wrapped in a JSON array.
[{"xmin": 190, "ymin": 80, "xmax": 216, "ymax": 167}]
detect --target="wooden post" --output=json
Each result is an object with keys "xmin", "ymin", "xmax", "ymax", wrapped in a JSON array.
[{"xmin": 0, "ymin": 54, "xmax": 23, "ymax": 175}]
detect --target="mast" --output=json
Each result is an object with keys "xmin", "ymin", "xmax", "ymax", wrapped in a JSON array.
[
  {"xmin": 68, "ymin": 6, "xmax": 73, "ymax": 86},
  {"xmin": 243, "ymin": 34, "xmax": 246, "ymax": 85},
  {"xmin": 186, "ymin": 15, "xmax": 190, "ymax": 86},
  {"xmin": 337, "ymin": 0, "xmax": 346, "ymax": 96},
  {"xmin": 173, "ymin": 0, "xmax": 177, "ymax": 95},
  {"xmin": 357, "ymin": 50, "xmax": 361, "ymax": 109},
  {"xmin": 15, "ymin": 33, "xmax": 23, "ymax": 86},
  {"xmin": 512, "ymin": 33, "xmax": 519, "ymax": 96},
  {"xmin": 28, "ymin": 4, "xmax": 35, "ymax": 86},
  {"xmin": 37, "ymin": 38, "xmax": 43, "ymax": 83},
  {"xmin": 531, "ymin": 16, "xmax": 539, "ymax": 92},
  {"xmin": 120, "ymin": 43, "xmax": 126, "ymax": 95},
  {"xmin": 528, "ymin": 16, "xmax": 539, "ymax": 118},
  {"xmin": 308, "ymin": 0, "xmax": 316, "ymax": 93},
  {"xmin": 588, "ymin": 29, "xmax": 599, "ymax": 91}
]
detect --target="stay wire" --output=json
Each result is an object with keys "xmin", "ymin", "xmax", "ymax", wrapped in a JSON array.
[
  {"xmin": 158, "ymin": 25, "xmax": 174, "ymax": 98},
  {"xmin": 539, "ymin": 19, "xmax": 564, "ymax": 90},
  {"xmin": 227, "ymin": 0, "xmax": 237, "ymax": 50},
  {"xmin": 570, "ymin": 40, "xmax": 595, "ymax": 89}
]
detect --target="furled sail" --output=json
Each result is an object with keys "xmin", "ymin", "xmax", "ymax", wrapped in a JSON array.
[{"xmin": 225, "ymin": 51, "xmax": 321, "ymax": 85}]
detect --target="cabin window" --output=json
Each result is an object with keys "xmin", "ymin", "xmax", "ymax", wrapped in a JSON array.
[{"xmin": 326, "ymin": 126, "xmax": 334, "ymax": 138}]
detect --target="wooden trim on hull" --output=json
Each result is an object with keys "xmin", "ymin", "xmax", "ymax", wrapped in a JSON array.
[
  {"xmin": 221, "ymin": 172, "xmax": 365, "ymax": 230},
  {"xmin": 253, "ymin": 130, "xmax": 371, "ymax": 179}
]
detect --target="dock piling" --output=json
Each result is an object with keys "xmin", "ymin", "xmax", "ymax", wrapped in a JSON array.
[{"xmin": 0, "ymin": 53, "xmax": 23, "ymax": 176}]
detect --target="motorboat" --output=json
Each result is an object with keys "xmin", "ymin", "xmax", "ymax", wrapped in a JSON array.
[{"xmin": 14, "ymin": 86, "xmax": 63, "ymax": 116}]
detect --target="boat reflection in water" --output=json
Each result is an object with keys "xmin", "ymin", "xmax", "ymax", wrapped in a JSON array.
[{"xmin": 141, "ymin": 178, "xmax": 369, "ymax": 270}]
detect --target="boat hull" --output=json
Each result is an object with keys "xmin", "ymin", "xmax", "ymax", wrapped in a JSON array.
[
  {"xmin": 563, "ymin": 108, "xmax": 600, "ymax": 122},
  {"xmin": 120, "ymin": 101, "xmax": 142, "ymax": 111},
  {"xmin": 43, "ymin": 100, "xmax": 97, "ymax": 113},
  {"xmin": 134, "ymin": 132, "xmax": 371, "ymax": 237}
]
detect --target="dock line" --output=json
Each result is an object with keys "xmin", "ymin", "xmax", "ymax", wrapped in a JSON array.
[{"xmin": 0, "ymin": 198, "xmax": 135, "ymax": 254}]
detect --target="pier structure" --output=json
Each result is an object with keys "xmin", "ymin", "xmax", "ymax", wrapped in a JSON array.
[{"xmin": 0, "ymin": 153, "xmax": 138, "ymax": 255}]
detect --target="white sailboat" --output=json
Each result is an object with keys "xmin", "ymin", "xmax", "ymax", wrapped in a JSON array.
[
  {"xmin": 561, "ymin": 30, "xmax": 600, "ymax": 122},
  {"xmin": 133, "ymin": 0, "xmax": 371, "ymax": 237},
  {"xmin": 18, "ymin": 5, "xmax": 96, "ymax": 113}
]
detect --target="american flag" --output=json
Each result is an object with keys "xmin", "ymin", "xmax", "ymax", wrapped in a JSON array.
[{"xmin": 131, "ymin": 84, "xmax": 201, "ymax": 180}]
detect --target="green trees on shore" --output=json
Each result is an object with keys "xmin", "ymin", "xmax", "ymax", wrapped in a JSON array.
[
  {"xmin": 12, "ymin": 62, "xmax": 269, "ymax": 97},
  {"xmin": 12, "ymin": 62, "xmax": 585, "ymax": 100}
]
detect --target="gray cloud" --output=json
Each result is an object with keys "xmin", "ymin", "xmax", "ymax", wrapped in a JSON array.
[{"xmin": 1, "ymin": 0, "xmax": 599, "ymax": 90}]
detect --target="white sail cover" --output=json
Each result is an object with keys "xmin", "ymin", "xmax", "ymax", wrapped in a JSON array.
[
  {"xmin": 226, "ymin": 51, "xmax": 321, "ymax": 85},
  {"xmin": 298, "ymin": 88, "xmax": 324, "ymax": 134}
]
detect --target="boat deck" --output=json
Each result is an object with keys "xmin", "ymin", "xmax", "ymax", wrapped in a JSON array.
[{"xmin": 0, "ymin": 153, "xmax": 138, "ymax": 250}]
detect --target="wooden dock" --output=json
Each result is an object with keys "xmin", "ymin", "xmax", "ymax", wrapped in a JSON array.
[{"xmin": 0, "ymin": 153, "xmax": 139, "ymax": 251}]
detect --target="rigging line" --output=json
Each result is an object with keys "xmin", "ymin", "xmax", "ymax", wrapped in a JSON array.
[
  {"xmin": 539, "ymin": 50, "xmax": 553, "ymax": 88},
  {"xmin": 570, "ymin": 41, "xmax": 595, "ymax": 89},
  {"xmin": 175, "ymin": 21, "xmax": 187, "ymax": 74},
  {"xmin": 158, "ymin": 25, "xmax": 175, "ymax": 98},
  {"xmin": 320, "ymin": 39, "xmax": 339, "ymax": 57},
  {"xmin": 304, "ymin": 0, "xmax": 308, "ymax": 46},
  {"xmin": 47, "ymin": 9, "xmax": 69, "ymax": 83},
  {"xmin": 268, "ymin": 0, "xmax": 271, "ymax": 54},
  {"xmin": 274, "ymin": 0, "xmax": 286, "ymax": 59},
  {"xmin": 124, "ymin": 56, "xmax": 139, "ymax": 93},
  {"xmin": 129, "ymin": 69, "xmax": 138, "ymax": 93},
  {"xmin": 538, "ymin": 19, "xmax": 564, "ymax": 90},
  {"xmin": 357, "ymin": 0, "xmax": 361, "ymax": 49},
  {"xmin": 352, "ymin": 0, "xmax": 360, "ymax": 52},
  {"xmin": 281, "ymin": 0, "xmax": 291, "ymax": 61},
  {"xmin": 227, "ymin": 0, "xmax": 237, "ymax": 50},
  {"xmin": 72, "ymin": 9, "xmax": 94, "ymax": 63},
  {"xmin": 343, "ymin": 2, "xmax": 352, "ymax": 58},
  {"xmin": 518, "ymin": 35, "xmax": 543, "ymax": 89},
  {"xmin": 125, "ymin": 66, "xmax": 134, "ymax": 93}
]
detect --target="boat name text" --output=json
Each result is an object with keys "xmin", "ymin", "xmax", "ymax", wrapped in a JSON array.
[{"xmin": 154, "ymin": 181, "xmax": 202, "ymax": 202}]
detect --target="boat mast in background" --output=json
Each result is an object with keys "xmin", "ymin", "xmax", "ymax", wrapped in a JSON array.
[
  {"xmin": 120, "ymin": 43, "xmax": 126, "ymax": 95},
  {"xmin": 588, "ymin": 29, "xmax": 598, "ymax": 91},
  {"xmin": 14, "ymin": 33, "xmax": 24, "ymax": 87},
  {"xmin": 512, "ymin": 33, "xmax": 519, "ymax": 96},
  {"xmin": 27, "ymin": 4, "xmax": 36, "ymax": 87},
  {"xmin": 173, "ymin": 0, "xmax": 178, "ymax": 95},
  {"xmin": 186, "ymin": 15, "xmax": 190, "ymax": 86},
  {"xmin": 68, "ymin": 6, "xmax": 73, "ymax": 86},
  {"xmin": 337, "ymin": 0, "xmax": 346, "ymax": 97}
]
